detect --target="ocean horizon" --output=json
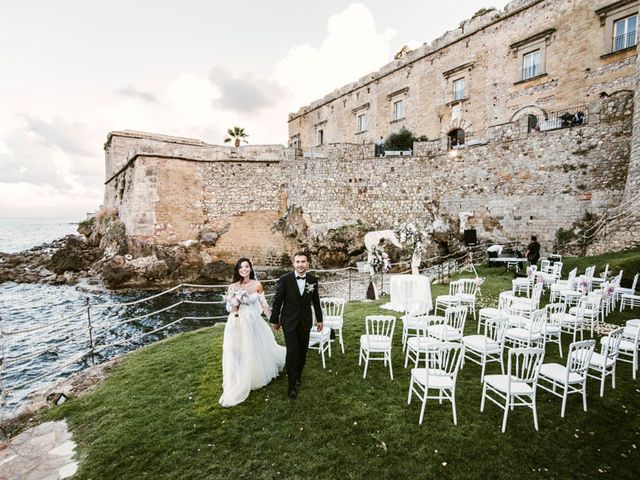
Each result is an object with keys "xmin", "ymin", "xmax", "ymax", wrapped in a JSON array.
[{"xmin": 0, "ymin": 217, "xmax": 80, "ymax": 253}]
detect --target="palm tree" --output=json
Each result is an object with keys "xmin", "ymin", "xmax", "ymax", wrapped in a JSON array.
[{"xmin": 224, "ymin": 126, "xmax": 249, "ymax": 147}]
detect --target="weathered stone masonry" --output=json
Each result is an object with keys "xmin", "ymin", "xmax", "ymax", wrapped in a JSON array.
[
  {"xmin": 102, "ymin": 0, "xmax": 639, "ymax": 266},
  {"xmin": 104, "ymin": 90, "xmax": 632, "ymax": 265}
]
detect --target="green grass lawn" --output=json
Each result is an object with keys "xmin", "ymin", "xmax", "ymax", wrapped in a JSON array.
[
  {"xmin": 46, "ymin": 263, "xmax": 640, "ymax": 479},
  {"xmin": 562, "ymin": 247, "xmax": 640, "ymax": 286}
]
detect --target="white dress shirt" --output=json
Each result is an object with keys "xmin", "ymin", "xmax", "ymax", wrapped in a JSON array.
[{"xmin": 295, "ymin": 274, "xmax": 306, "ymax": 295}]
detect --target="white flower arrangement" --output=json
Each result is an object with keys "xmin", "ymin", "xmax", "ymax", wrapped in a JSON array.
[
  {"xmin": 370, "ymin": 245, "xmax": 391, "ymax": 273},
  {"xmin": 394, "ymin": 222, "xmax": 426, "ymax": 253},
  {"xmin": 305, "ymin": 283, "xmax": 316, "ymax": 294}
]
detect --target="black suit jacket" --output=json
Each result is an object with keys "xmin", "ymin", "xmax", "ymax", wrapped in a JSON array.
[{"xmin": 270, "ymin": 272, "xmax": 323, "ymax": 332}]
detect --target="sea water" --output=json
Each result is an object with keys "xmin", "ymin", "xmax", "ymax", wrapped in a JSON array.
[
  {"xmin": 0, "ymin": 218, "xmax": 226, "ymax": 415},
  {"xmin": 0, "ymin": 217, "xmax": 80, "ymax": 253}
]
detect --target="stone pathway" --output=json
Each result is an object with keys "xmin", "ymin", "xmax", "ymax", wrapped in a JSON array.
[{"xmin": 0, "ymin": 420, "xmax": 78, "ymax": 480}]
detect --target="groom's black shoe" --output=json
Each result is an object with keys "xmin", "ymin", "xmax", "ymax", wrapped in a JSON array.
[{"xmin": 288, "ymin": 389, "xmax": 297, "ymax": 400}]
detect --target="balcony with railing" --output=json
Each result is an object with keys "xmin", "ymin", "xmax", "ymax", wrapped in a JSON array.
[{"xmin": 537, "ymin": 105, "xmax": 588, "ymax": 132}]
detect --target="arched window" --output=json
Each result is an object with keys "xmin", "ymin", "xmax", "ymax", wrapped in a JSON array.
[
  {"xmin": 448, "ymin": 128, "xmax": 465, "ymax": 148},
  {"xmin": 527, "ymin": 114, "xmax": 538, "ymax": 132}
]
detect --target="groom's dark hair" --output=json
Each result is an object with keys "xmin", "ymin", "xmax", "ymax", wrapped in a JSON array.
[{"xmin": 293, "ymin": 251, "xmax": 309, "ymax": 262}]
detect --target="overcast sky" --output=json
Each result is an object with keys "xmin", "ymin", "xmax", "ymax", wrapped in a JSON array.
[{"xmin": 0, "ymin": 0, "xmax": 510, "ymax": 219}]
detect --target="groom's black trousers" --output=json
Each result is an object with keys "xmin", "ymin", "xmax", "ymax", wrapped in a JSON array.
[{"xmin": 283, "ymin": 321, "xmax": 310, "ymax": 392}]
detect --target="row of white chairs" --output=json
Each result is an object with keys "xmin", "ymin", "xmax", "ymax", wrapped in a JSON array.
[{"xmin": 357, "ymin": 305, "xmax": 640, "ymax": 430}]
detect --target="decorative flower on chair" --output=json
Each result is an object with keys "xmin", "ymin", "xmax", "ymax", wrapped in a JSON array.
[
  {"xmin": 474, "ymin": 276, "xmax": 485, "ymax": 297},
  {"xmin": 536, "ymin": 273, "xmax": 549, "ymax": 286},
  {"xmin": 578, "ymin": 278, "xmax": 589, "ymax": 294},
  {"xmin": 603, "ymin": 283, "xmax": 615, "ymax": 298}
]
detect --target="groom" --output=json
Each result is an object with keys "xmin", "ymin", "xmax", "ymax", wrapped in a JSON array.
[{"xmin": 270, "ymin": 252, "xmax": 323, "ymax": 400}]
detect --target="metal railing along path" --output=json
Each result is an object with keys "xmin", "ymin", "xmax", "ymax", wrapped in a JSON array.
[{"xmin": 0, "ymin": 245, "xmax": 510, "ymax": 412}]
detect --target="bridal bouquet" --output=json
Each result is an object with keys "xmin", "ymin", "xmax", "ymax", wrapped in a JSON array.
[{"xmin": 229, "ymin": 288, "xmax": 249, "ymax": 307}]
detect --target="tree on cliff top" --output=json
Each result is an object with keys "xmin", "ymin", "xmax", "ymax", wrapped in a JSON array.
[{"xmin": 224, "ymin": 126, "xmax": 249, "ymax": 147}]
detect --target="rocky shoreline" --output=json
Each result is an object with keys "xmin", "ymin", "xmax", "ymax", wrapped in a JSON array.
[{"xmin": 0, "ymin": 212, "xmax": 235, "ymax": 290}]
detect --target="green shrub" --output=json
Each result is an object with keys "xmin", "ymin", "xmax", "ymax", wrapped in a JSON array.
[
  {"xmin": 555, "ymin": 211, "xmax": 599, "ymax": 255},
  {"xmin": 385, "ymin": 127, "xmax": 416, "ymax": 151}
]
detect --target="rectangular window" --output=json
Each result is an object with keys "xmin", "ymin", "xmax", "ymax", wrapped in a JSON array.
[
  {"xmin": 613, "ymin": 15, "xmax": 637, "ymax": 51},
  {"xmin": 317, "ymin": 129, "xmax": 324, "ymax": 145},
  {"xmin": 357, "ymin": 113, "xmax": 366, "ymax": 133},
  {"xmin": 453, "ymin": 78, "xmax": 465, "ymax": 100},
  {"xmin": 393, "ymin": 100, "xmax": 405, "ymax": 120},
  {"xmin": 522, "ymin": 50, "xmax": 540, "ymax": 80}
]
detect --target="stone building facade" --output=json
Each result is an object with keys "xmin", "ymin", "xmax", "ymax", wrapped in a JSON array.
[
  {"xmin": 288, "ymin": 0, "xmax": 637, "ymax": 151},
  {"xmin": 102, "ymin": 0, "xmax": 639, "ymax": 266}
]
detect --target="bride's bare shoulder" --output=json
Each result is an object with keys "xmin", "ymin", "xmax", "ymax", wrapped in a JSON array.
[{"xmin": 255, "ymin": 281, "xmax": 264, "ymax": 293}]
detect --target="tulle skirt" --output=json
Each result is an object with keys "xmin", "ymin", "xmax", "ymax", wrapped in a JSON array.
[{"xmin": 219, "ymin": 308, "xmax": 286, "ymax": 407}]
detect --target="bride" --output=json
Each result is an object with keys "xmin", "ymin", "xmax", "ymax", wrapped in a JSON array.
[{"xmin": 219, "ymin": 257, "xmax": 286, "ymax": 407}]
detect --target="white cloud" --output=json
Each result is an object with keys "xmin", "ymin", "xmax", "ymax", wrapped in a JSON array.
[
  {"xmin": 272, "ymin": 3, "xmax": 396, "ymax": 108},
  {"xmin": 0, "ymin": 2, "xmax": 399, "ymax": 216}
]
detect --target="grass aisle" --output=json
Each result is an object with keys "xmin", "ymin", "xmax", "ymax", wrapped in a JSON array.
[{"xmin": 47, "ymin": 267, "xmax": 640, "ymax": 479}]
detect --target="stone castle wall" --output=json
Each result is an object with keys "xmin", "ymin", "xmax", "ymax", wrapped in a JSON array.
[
  {"xmin": 282, "ymin": 106, "xmax": 632, "ymax": 251},
  {"xmin": 588, "ymin": 43, "xmax": 640, "ymax": 254},
  {"xmin": 101, "ymin": 0, "xmax": 639, "ymax": 266},
  {"xmin": 104, "ymin": 87, "xmax": 632, "ymax": 265},
  {"xmin": 103, "ymin": 135, "xmax": 291, "ymax": 263},
  {"xmin": 288, "ymin": 0, "xmax": 637, "ymax": 151}
]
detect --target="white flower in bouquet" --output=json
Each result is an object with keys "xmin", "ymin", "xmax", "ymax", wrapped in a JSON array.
[{"xmin": 229, "ymin": 288, "xmax": 249, "ymax": 307}]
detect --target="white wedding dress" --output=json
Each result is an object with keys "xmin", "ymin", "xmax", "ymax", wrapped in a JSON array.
[{"xmin": 219, "ymin": 291, "xmax": 286, "ymax": 407}]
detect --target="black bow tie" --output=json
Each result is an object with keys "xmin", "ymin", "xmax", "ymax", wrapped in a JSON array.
[{"xmin": 296, "ymin": 276, "xmax": 306, "ymax": 280}]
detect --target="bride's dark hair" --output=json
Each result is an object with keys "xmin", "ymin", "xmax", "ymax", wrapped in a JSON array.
[{"xmin": 232, "ymin": 257, "xmax": 256, "ymax": 283}]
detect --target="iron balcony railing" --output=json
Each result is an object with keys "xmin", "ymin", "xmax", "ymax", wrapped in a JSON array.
[{"xmin": 538, "ymin": 105, "xmax": 588, "ymax": 132}]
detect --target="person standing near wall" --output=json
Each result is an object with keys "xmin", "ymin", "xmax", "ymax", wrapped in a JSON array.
[
  {"xmin": 378, "ymin": 136, "xmax": 385, "ymax": 157},
  {"xmin": 526, "ymin": 235, "xmax": 541, "ymax": 265}
]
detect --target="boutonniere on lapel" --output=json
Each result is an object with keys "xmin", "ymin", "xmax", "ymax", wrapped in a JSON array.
[{"xmin": 305, "ymin": 283, "xmax": 316, "ymax": 294}]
